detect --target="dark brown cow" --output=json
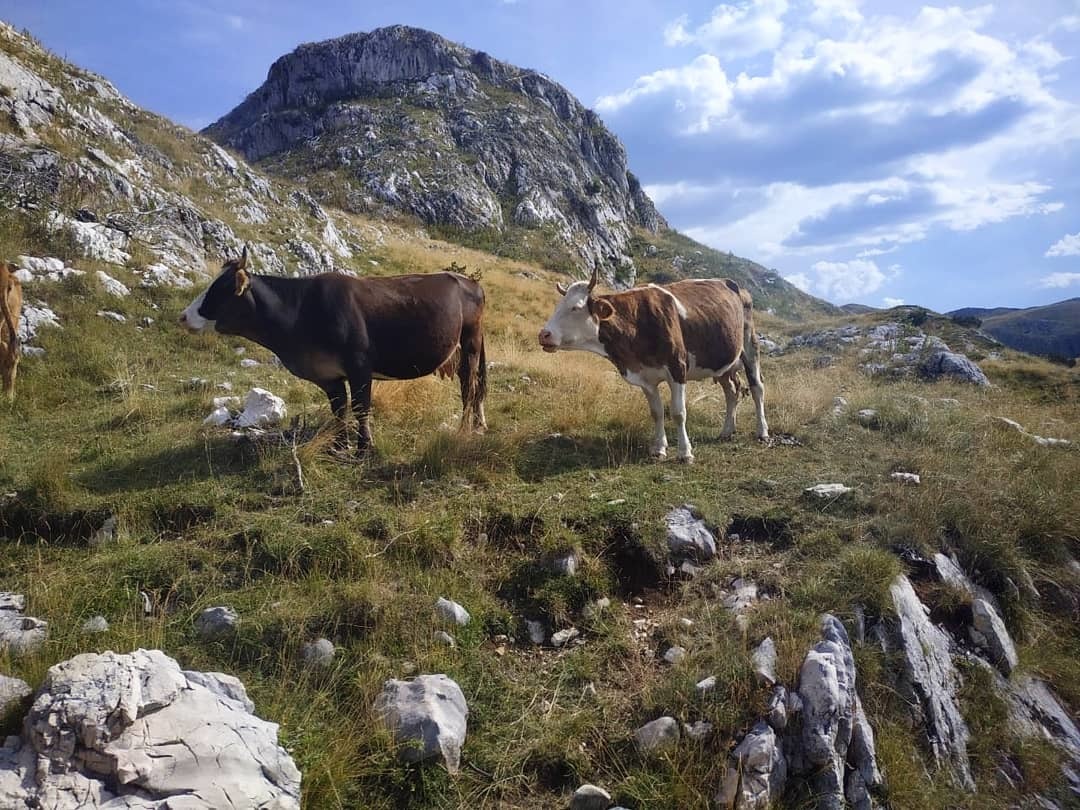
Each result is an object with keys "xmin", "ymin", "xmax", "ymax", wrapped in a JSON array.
[
  {"xmin": 0, "ymin": 262, "xmax": 23, "ymax": 400},
  {"xmin": 180, "ymin": 249, "xmax": 487, "ymax": 453},
  {"xmin": 538, "ymin": 270, "xmax": 767, "ymax": 462}
]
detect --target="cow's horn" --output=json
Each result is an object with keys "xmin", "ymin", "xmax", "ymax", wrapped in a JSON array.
[
  {"xmin": 237, "ymin": 244, "xmax": 249, "ymax": 270},
  {"xmin": 587, "ymin": 265, "xmax": 600, "ymax": 292}
]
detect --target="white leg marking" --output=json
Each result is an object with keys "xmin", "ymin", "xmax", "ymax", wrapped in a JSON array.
[
  {"xmin": 670, "ymin": 381, "xmax": 693, "ymax": 462},
  {"xmin": 640, "ymin": 383, "xmax": 668, "ymax": 458}
]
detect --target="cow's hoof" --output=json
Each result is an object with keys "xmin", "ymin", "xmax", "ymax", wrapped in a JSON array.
[
  {"xmin": 650, "ymin": 448, "xmax": 668, "ymax": 460},
  {"xmin": 719, "ymin": 432, "xmax": 735, "ymax": 442},
  {"xmin": 678, "ymin": 454, "xmax": 695, "ymax": 465}
]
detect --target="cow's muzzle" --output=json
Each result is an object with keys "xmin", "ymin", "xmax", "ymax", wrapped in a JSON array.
[{"xmin": 538, "ymin": 329, "xmax": 558, "ymax": 353}]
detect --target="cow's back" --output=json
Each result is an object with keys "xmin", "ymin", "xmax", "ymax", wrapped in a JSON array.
[{"xmin": 663, "ymin": 279, "xmax": 745, "ymax": 374}]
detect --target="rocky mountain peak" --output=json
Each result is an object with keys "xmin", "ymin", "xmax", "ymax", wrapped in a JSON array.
[{"xmin": 206, "ymin": 25, "xmax": 666, "ymax": 276}]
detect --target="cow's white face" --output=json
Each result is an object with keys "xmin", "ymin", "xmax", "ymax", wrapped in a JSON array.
[
  {"xmin": 538, "ymin": 280, "xmax": 607, "ymax": 356},
  {"xmin": 179, "ymin": 286, "xmax": 214, "ymax": 332}
]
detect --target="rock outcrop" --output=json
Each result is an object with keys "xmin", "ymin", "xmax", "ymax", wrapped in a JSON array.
[
  {"xmin": 0, "ymin": 648, "xmax": 301, "ymax": 809},
  {"xmin": 0, "ymin": 593, "xmax": 46, "ymax": 656},
  {"xmin": 205, "ymin": 25, "xmax": 665, "ymax": 276}
]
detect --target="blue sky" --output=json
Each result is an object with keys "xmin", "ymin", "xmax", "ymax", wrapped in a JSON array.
[{"xmin": 3, "ymin": 1, "xmax": 1079, "ymax": 311}]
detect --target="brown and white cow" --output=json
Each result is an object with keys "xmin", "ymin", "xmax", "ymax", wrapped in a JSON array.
[
  {"xmin": 180, "ymin": 248, "xmax": 487, "ymax": 454},
  {"xmin": 538, "ymin": 270, "xmax": 767, "ymax": 462},
  {"xmin": 0, "ymin": 262, "xmax": 23, "ymax": 400}
]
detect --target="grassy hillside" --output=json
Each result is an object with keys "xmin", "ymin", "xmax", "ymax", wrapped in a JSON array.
[
  {"xmin": 949, "ymin": 299, "xmax": 1080, "ymax": 362},
  {"xmin": 2, "ymin": 225, "xmax": 1079, "ymax": 808},
  {"xmin": 2, "ymin": 21, "xmax": 1079, "ymax": 810}
]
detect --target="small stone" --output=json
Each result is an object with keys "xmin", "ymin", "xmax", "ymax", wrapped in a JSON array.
[
  {"xmin": 301, "ymin": 637, "xmax": 336, "ymax": 667},
  {"xmin": 679, "ymin": 617, "xmax": 694, "ymax": 629},
  {"xmin": 194, "ymin": 606, "xmax": 238, "ymax": 639},
  {"xmin": 970, "ymin": 598, "xmax": 1018, "ymax": 675},
  {"xmin": 81, "ymin": 615, "xmax": 109, "ymax": 634},
  {"xmin": 570, "ymin": 783, "xmax": 611, "ymax": 810},
  {"xmin": 684, "ymin": 720, "xmax": 713, "ymax": 741},
  {"xmin": 696, "ymin": 675, "xmax": 717, "ymax": 694},
  {"xmin": 634, "ymin": 716, "xmax": 680, "ymax": 754},
  {"xmin": 551, "ymin": 627, "xmax": 579, "ymax": 648},
  {"xmin": 435, "ymin": 597, "xmax": 470, "ymax": 626},
  {"xmin": 665, "ymin": 504, "xmax": 717, "ymax": 561},
  {"xmin": 767, "ymin": 685, "xmax": 789, "ymax": 730},
  {"xmin": 663, "ymin": 645, "xmax": 687, "ymax": 665},
  {"xmin": 553, "ymin": 553, "xmax": 578, "ymax": 576},
  {"xmin": 752, "ymin": 637, "xmax": 778, "ymax": 686},
  {"xmin": 582, "ymin": 597, "xmax": 611, "ymax": 621},
  {"xmin": 434, "ymin": 630, "xmax": 457, "ymax": 648},
  {"xmin": 526, "ymin": 619, "xmax": 546, "ymax": 645},
  {"xmin": 804, "ymin": 483, "xmax": 853, "ymax": 499},
  {"xmin": 857, "ymin": 408, "xmax": 879, "ymax": 427},
  {"xmin": 89, "ymin": 514, "xmax": 117, "ymax": 546},
  {"xmin": 891, "ymin": 472, "xmax": 921, "ymax": 485},
  {"xmin": 373, "ymin": 674, "xmax": 468, "ymax": 773},
  {"xmin": 0, "ymin": 674, "xmax": 32, "ymax": 717},
  {"xmin": 723, "ymin": 578, "xmax": 759, "ymax": 613}
]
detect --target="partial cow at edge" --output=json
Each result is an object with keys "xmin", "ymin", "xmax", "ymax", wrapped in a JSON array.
[
  {"xmin": 538, "ymin": 269, "xmax": 768, "ymax": 463},
  {"xmin": 180, "ymin": 248, "xmax": 487, "ymax": 454},
  {"xmin": 0, "ymin": 262, "xmax": 23, "ymax": 400}
]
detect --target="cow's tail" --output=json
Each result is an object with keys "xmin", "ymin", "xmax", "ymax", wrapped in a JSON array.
[{"xmin": 726, "ymin": 279, "xmax": 769, "ymax": 439}]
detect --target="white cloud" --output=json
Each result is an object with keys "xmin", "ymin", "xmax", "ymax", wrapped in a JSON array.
[
  {"xmin": 665, "ymin": 0, "xmax": 789, "ymax": 57},
  {"xmin": 1039, "ymin": 272, "xmax": 1080, "ymax": 289},
  {"xmin": 857, "ymin": 246, "xmax": 898, "ymax": 258},
  {"xmin": 807, "ymin": 258, "xmax": 888, "ymax": 301},
  {"xmin": 225, "ymin": 14, "xmax": 245, "ymax": 29},
  {"xmin": 809, "ymin": 0, "xmax": 861, "ymax": 27},
  {"xmin": 882, "ymin": 296, "xmax": 905, "ymax": 307},
  {"xmin": 1046, "ymin": 231, "xmax": 1080, "ymax": 257},
  {"xmin": 784, "ymin": 272, "xmax": 812, "ymax": 292},
  {"xmin": 595, "ymin": 54, "xmax": 732, "ymax": 131}
]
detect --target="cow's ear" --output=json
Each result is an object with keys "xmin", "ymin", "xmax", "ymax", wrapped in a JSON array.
[
  {"xmin": 555, "ymin": 282, "xmax": 569, "ymax": 296},
  {"xmin": 592, "ymin": 298, "xmax": 615, "ymax": 321},
  {"xmin": 237, "ymin": 245, "xmax": 249, "ymax": 271},
  {"xmin": 234, "ymin": 268, "xmax": 251, "ymax": 296}
]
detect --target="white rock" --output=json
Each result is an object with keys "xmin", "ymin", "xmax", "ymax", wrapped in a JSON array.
[
  {"xmin": 240, "ymin": 357, "xmax": 261, "ymax": 368},
  {"xmin": 570, "ymin": 783, "xmax": 612, "ymax": 810},
  {"xmin": 0, "ymin": 674, "xmax": 31, "ymax": 717},
  {"xmin": 970, "ymin": 598, "xmax": 1018, "ymax": 675},
  {"xmin": 96, "ymin": 309, "xmax": 126, "ymax": 323},
  {"xmin": 0, "ymin": 593, "xmax": 46, "ymax": 656},
  {"xmin": 235, "ymin": 387, "xmax": 286, "ymax": 428},
  {"xmin": 856, "ymin": 409, "xmax": 878, "ymax": 427},
  {"xmin": 696, "ymin": 675, "xmax": 717, "ymax": 694},
  {"xmin": 434, "ymin": 630, "xmax": 457, "ymax": 648},
  {"xmin": 723, "ymin": 578, "xmax": 759, "ymax": 613},
  {"xmin": 373, "ymin": 674, "xmax": 468, "ymax": 773},
  {"xmin": 665, "ymin": 503, "xmax": 716, "ymax": 561},
  {"xmin": 716, "ymin": 720, "xmax": 786, "ymax": 809},
  {"xmin": 81, "ymin": 615, "xmax": 108, "ymax": 634},
  {"xmin": 203, "ymin": 405, "xmax": 232, "ymax": 426},
  {"xmin": 48, "ymin": 212, "xmax": 130, "ymax": 264},
  {"xmin": 804, "ymin": 483, "xmax": 853, "ymax": 499},
  {"xmin": 526, "ymin": 619, "xmax": 546, "ymax": 645},
  {"xmin": 435, "ymin": 597, "xmax": 470, "ymax": 627},
  {"xmin": 140, "ymin": 263, "xmax": 193, "ymax": 289},
  {"xmin": 634, "ymin": 716, "xmax": 680, "ymax": 754},
  {"xmin": 752, "ymin": 637, "xmax": 778, "ymax": 686},
  {"xmin": 890, "ymin": 472, "xmax": 921, "ymax": 485},
  {"xmin": 663, "ymin": 645, "xmax": 687, "ymax": 665},
  {"xmin": 551, "ymin": 627, "xmax": 580, "ymax": 648},
  {"xmin": 89, "ymin": 514, "xmax": 117, "ymax": 546},
  {"xmin": 301, "ymin": 638, "xmax": 335, "ymax": 667},
  {"xmin": 194, "ymin": 605, "xmax": 238, "ymax": 639},
  {"xmin": 95, "ymin": 270, "xmax": 129, "ymax": 297},
  {"xmin": 16, "ymin": 302, "xmax": 60, "ymax": 344},
  {"xmin": 553, "ymin": 553, "xmax": 578, "ymax": 576},
  {"xmin": 832, "ymin": 396, "xmax": 848, "ymax": 415},
  {"xmin": 684, "ymin": 720, "xmax": 714, "ymax": 741},
  {"xmin": 887, "ymin": 575, "xmax": 973, "ymax": 789},
  {"xmin": 11, "ymin": 649, "xmax": 300, "ymax": 808}
]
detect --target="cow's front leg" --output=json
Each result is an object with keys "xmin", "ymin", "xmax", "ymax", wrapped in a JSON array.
[
  {"xmin": 321, "ymin": 379, "xmax": 350, "ymax": 452},
  {"xmin": 639, "ymin": 383, "xmax": 668, "ymax": 458},
  {"xmin": 670, "ymin": 381, "xmax": 694, "ymax": 463},
  {"xmin": 349, "ymin": 368, "xmax": 374, "ymax": 456}
]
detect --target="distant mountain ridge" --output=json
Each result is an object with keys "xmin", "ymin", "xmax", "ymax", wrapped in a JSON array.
[
  {"xmin": 949, "ymin": 298, "xmax": 1080, "ymax": 360},
  {"xmin": 202, "ymin": 25, "xmax": 835, "ymax": 319}
]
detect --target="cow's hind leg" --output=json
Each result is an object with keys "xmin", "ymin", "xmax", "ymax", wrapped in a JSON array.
[
  {"xmin": 320, "ymin": 379, "xmax": 350, "ymax": 452},
  {"xmin": 718, "ymin": 373, "xmax": 739, "ymax": 439},
  {"xmin": 457, "ymin": 327, "xmax": 487, "ymax": 433},
  {"xmin": 347, "ymin": 368, "xmax": 374, "ymax": 456},
  {"xmin": 741, "ymin": 337, "xmax": 769, "ymax": 440},
  {"xmin": 638, "ymin": 383, "xmax": 668, "ymax": 459},
  {"xmin": 670, "ymin": 381, "xmax": 694, "ymax": 463}
]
